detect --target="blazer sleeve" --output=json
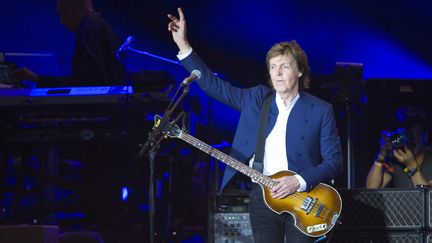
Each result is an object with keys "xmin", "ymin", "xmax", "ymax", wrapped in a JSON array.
[
  {"xmin": 180, "ymin": 50, "xmax": 257, "ymax": 111},
  {"xmin": 300, "ymin": 104, "xmax": 343, "ymax": 191}
]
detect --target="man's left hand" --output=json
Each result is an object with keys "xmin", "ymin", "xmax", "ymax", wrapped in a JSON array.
[{"xmin": 271, "ymin": 176, "xmax": 300, "ymax": 199}]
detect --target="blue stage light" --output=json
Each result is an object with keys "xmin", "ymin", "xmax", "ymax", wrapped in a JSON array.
[{"xmin": 121, "ymin": 187, "xmax": 129, "ymax": 202}]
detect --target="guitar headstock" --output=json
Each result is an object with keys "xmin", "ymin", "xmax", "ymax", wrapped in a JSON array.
[{"xmin": 153, "ymin": 114, "xmax": 182, "ymax": 138}]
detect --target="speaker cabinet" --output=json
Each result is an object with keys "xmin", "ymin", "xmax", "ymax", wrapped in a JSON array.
[
  {"xmin": 338, "ymin": 188, "xmax": 426, "ymax": 230},
  {"xmin": 332, "ymin": 230, "xmax": 423, "ymax": 243},
  {"xmin": 427, "ymin": 232, "xmax": 432, "ymax": 243},
  {"xmin": 427, "ymin": 189, "xmax": 432, "ymax": 229}
]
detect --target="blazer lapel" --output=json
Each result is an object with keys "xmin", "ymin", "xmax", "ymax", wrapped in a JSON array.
[{"xmin": 266, "ymin": 93, "xmax": 278, "ymax": 136}]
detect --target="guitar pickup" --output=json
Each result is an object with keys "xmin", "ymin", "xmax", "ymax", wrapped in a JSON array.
[
  {"xmin": 301, "ymin": 196, "xmax": 318, "ymax": 215},
  {"xmin": 301, "ymin": 196, "xmax": 313, "ymax": 211}
]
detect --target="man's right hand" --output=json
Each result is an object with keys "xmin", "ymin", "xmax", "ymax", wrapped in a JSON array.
[
  {"xmin": 12, "ymin": 67, "xmax": 39, "ymax": 82},
  {"xmin": 167, "ymin": 7, "xmax": 191, "ymax": 55}
]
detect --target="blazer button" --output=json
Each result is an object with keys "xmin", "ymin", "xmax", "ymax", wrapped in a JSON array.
[
  {"xmin": 297, "ymin": 153, "xmax": 302, "ymax": 157},
  {"xmin": 301, "ymin": 136, "xmax": 305, "ymax": 140},
  {"xmin": 304, "ymin": 120, "xmax": 308, "ymax": 123}
]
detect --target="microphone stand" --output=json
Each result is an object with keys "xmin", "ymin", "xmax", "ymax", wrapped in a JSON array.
[{"xmin": 137, "ymin": 83, "xmax": 191, "ymax": 243}]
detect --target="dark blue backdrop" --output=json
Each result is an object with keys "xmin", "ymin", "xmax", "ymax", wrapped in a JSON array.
[
  {"xmin": 1, "ymin": 0, "xmax": 432, "ymax": 187},
  {"xmin": 2, "ymin": 0, "xmax": 432, "ymax": 80}
]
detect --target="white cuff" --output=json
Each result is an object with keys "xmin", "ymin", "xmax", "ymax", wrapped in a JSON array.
[
  {"xmin": 294, "ymin": 175, "xmax": 307, "ymax": 192},
  {"xmin": 176, "ymin": 47, "xmax": 193, "ymax": 60}
]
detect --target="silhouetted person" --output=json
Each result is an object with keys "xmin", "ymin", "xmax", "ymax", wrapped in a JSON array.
[{"xmin": 13, "ymin": 0, "xmax": 123, "ymax": 87}]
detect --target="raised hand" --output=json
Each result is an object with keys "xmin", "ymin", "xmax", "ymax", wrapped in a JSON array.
[
  {"xmin": 393, "ymin": 146, "xmax": 418, "ymax": 168},
  {"xmin": 377, "ymin": 131, "xmax": 392, "ymax": 160},
  {"xmin": 167, "ymin": 7, "xmax": 191, "ymax": 54}
]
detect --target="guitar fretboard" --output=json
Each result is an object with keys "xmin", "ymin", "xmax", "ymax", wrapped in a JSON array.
[{"xmin": 178, "ymin": 132, "xmax": 276, "ymax": 189}]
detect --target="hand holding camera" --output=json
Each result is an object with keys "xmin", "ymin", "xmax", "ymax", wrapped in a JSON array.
[
  {"xmin": 376, "ymin": 131, "xmax": 393, "ymax": 161},
  {"xmin": 393, "ymin": 146, "xmax": 418, "ymax": 168},
  {"xmin": 379, "ymin": 128, "xmax": 418, "ymax": 168}
]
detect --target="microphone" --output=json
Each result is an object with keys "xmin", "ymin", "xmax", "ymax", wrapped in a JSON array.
[
  {"xmin": 181, "ymin": 70, "xmax": 201, "ymax": 86},
  {"xmin": 118, "ymin": 36, "xmax": 135, "ymax": 53}
]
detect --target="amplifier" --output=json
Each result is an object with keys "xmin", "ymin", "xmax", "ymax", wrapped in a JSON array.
[
  {"xmin": 338, "ymin": 188, "xmax": 426, "ymax": 230},
  {"xmin": 427, "ymin": 189, "xmax": 432, "ymax": 229},
  {"xmin": 209, "ymin": 191, "xmax": 254, "ymax": 243},
  {"xmin": 213, "ymin": 212, "xmax": 253, "ymax": 243},
  {"xmin": 427, "ymin": 233, "xmax": 432, "ymax": 243},
  {"xmin": 331, "ymin": 230, "xmax": 423, "ymax": 243},
  {"xmin": 215, "ymin": 192, "xmax": 250, "ymax": 213}
]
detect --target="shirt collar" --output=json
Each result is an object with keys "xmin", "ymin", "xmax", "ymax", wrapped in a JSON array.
[{"xmin": 275, "ymin": 92, "xmax": 300, "ymax": 111}]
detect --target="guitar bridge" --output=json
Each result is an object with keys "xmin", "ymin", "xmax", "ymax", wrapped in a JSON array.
[{"xmin": 314, "ymin": 204, "xmax": 324, "ymax": 217}]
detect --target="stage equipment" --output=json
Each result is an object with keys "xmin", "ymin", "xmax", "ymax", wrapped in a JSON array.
[
  {"xmin": 331, "ymin": 230, "xmax": 423, "ymax": 243},
  {"xmin": 331, "ymin": 188, "xmax": 430, "ymax": 242},
  {"xmin": 207, "ymin": 191, "xmax": 253, "ymax": 243},
  {"xmin": 338, "ymin": 188, "xmax": 426, "ymax": 230},
  {"xmin": 334, "ymin": 62, "xmax": 364, "ymax": 189},
  {"xmin": 0, "ymin": 85, "xmax": 171, "ymax": 225},
  {"xmin": 136, "ymin": 69, "xmax": 199, "ymax": 243}
]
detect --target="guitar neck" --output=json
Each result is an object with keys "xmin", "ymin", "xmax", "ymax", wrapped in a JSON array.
[{"xmin": 178, "ymin": 132, "xmax": 275, "ymax": 189}]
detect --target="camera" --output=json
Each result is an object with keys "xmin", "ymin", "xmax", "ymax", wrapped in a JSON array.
[{"xmin": 389, "ymin": 128, "xmax": 409, "ymax": 150}]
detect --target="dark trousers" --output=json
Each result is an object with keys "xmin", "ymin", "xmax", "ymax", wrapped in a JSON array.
[{"xmin": 249, "ymin": 184, "xmax": 315, "ymax": 243}]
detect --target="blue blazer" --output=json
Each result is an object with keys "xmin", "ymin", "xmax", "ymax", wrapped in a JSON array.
[{"xmin": 181, "ymin": 51, "xmax": 343, "ymax": 191}]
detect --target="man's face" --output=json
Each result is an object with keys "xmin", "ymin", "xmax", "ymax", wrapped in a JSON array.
[{"xmin": 268, "ymin": 54, "xmax": 301, "ymax": 96}]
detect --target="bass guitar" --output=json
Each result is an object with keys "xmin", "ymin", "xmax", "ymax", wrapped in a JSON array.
[{"xmin": 154, "ymin": 115, "xmax": 341, "ymax": 237}]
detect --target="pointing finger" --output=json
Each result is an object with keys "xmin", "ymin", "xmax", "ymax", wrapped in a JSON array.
[{"xmin": 178, "ymin": 7, "xmax": 185, "ymax": 21}]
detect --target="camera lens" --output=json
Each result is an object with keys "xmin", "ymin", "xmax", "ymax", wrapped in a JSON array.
[{"xmin": 390, "ymin": 128, "xmax": 407, "ymax": 149}]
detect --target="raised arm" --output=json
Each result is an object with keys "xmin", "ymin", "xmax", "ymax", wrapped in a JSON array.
[
  {"xmin": 167, "ymin": 8, "xmax": 191, "ymax": 55},
  {"xmin": 366, "ymin": 131, "xmax": 393, "ymax": 188}
]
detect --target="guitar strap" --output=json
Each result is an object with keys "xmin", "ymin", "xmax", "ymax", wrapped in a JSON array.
[{"xmin": 252, "ymin": 91, "xmax": 274, "ymax": 173}]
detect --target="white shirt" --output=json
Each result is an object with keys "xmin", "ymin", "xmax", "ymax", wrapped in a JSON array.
[
  {"xmin": 249, "ymin": 92, "xmax": 307, "ymax": 191},
  {"xmin": 263, "ymin": 92, "xmax": 297, "ymax": 175}
]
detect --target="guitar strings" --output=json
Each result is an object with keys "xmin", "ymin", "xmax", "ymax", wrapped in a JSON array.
[
  {"xmin": 281, "ymin": 193, "xmax": 333, "ymax": 220},
  {"xmin": 181, "ymin": 134, "xmax": 336, "ymax": 219},
  {"xmin": 180, "ymin": 133, "xmax": 338, "ymax": 220}
]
